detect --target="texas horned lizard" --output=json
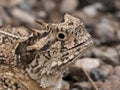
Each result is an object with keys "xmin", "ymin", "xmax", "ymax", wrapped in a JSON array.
[{"xmin": 0, "ymin": 14, "xmax": 93, "ymax": 90}]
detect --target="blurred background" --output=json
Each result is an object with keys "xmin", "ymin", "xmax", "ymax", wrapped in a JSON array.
[{"xmin": 0, "ymin": 0, "xmax": 120, "ymax": 90}]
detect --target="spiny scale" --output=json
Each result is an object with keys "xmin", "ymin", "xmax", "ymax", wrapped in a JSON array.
[{"xmin": 0, "ymin": 14, "xmax": 93, "ymax": 90}]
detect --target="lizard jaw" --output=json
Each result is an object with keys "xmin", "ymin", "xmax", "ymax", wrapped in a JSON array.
[
  {"xmin": 55, "ymin": 38, "xmax": 93, "ymax": 66},
  {"xmin": 66, "ymin": 38, "xmax": 93, "ymax": 64}
]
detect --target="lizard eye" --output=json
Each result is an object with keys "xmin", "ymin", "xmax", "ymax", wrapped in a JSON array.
[{"xmin": 57, "ymin": 32, "xmax": 66, "ymax": 40}]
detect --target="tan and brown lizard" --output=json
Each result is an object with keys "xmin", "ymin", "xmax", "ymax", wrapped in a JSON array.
[{"xmin": 0, "ymin": 14, "xmax": 93, "ymax": 90}]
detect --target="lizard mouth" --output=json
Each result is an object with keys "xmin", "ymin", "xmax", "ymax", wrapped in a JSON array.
[
  {"xmin": 71, "ymin": 38, "xmax": 93, "ymax": 59},
  {"xmin": 67, "ymin": 37, "xmax": 93, "ymax": 51},
  {"xmin": 60, "ymin": 38, "xmax": 93, "ymax": 66}
]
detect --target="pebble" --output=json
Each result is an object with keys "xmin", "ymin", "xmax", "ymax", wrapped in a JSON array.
[
  {"xmin": 71, "ymin": 88, "xmax": 79, "ymax": 90},
  {"xmin": 115, "ymin": 12, "xmax": 120, "ymax": 21},
  {"xmin": 42, "ymin": 0, "xmax": 56, "ymax": 12},
  {"xmin": 95, "ymin": 21, "xmax": 116, "ymax": 43},
  {"xmin": 73, "ymin": 82, "xmax": 92, "ymax": 90},
  {"xmin": 18, "ymin": 0, "xmax": 36, "ymax": 11},
  {"xmin": 99, "ymin": 65, "xmax": 113, "ymax": 77},
  {"xmin": 11, "ymin": 7, "xmax": 35, "ymax": 23},
  {"xmin": 93, "ymin": 3, "xmax": 104, "ymax": 10},
  {"xmin": 115, "ymin": 45, "xmax": 120, "ymax": 57},
  {"xmin": 92, "ymin": 47, "xmax": 119, "ymax": 65},
  {"xmin": 0, "ymin": 0, "xmax": 24, "ymax": 6},
  {"xmin": 114, "ymin": 0, "xmax": 120, "ymax": 10},
  {"xmin": 60, "ymin": 0, "xmax": 78, "ymax": 13},
  {"xmin": 114, "ymin": 66, "xmax": 120, "ymax": 78},
  {"xmin": 0, "ymin": 19, "xmax": 2, "ymax": 26},
  {"xmin": 0, "ymin": 7, "xmax": 11, "ymax": 24},
  {"xmin": 82, "ymin": 4, "xmax": 98, "ymax": 17},
  {"xmin": 38, "ymin": 10, "xmax": 47, "ymax": 18},
  {"xmin": 90, "ymin": 65, "xmax": 113, "ymax": 81},
  {"xmin": 75, "ymin": 58, "xmax": 101, "ymax": 71},
  {"xmin": 99, "ymin": 75, "xmax": 120, "ymax": 90},
  {"xmin": 95, "ymin": 80, "xmax": 104, "ymax": 89},
  {"xmin": 90, "ymin": 69, "xmax": 107, "ymax": 81},
  {"xmin": 90, "ymin": 65, "xmax": 113, "ymax": 82},
  {"xmin": 61, "ymin": 81, "xmax": 70, "ymax": 90}
]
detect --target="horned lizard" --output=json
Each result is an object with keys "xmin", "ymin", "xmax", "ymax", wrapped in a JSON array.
[{"xmin": 0, "ymin": 14, "xmax": 93, "ymax": 90}]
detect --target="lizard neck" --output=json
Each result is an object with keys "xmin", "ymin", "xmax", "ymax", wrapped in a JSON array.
[{"xmin": 25, "ymin": 54, "xmax": 65, "ymax": 90}]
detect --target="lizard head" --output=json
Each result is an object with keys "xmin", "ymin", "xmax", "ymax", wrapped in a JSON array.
[
  {"xmin": 40, "ymin": 14, "xmax": 93, "ymax": 67},
  {"xmin": 20, "ymin": 14, "xmax": 93, "ymax": 71},
  {"xmin": 26, "ymin": 14, "xmax": 93, "ymax": 68}
]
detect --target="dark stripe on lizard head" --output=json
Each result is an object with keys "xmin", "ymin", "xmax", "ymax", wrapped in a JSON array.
[{"xmin": 40, "ymin": 38, "xmax": 57, "ymax": 51}]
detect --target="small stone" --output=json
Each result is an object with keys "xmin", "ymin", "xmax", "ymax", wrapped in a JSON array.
[
  {"xmin": 114, "ymin": 0, "xmax": 120, "ymax": 10},
  {"xmin": 90, "ymin": 69, "xmax": 107, "ymax": 81},
  {"xmin": 60, "ymin": 0, "xmax": 78, "ymax": 13},
  {"xmin": 95, "ymin": 80, "xmax": 104, "ymax": 88},
  {"xmin": 115, "ymin": 45, "xmax": 120, "ymax": 57},
  {"xmin": 11, "ymin": 7, "xmax": 35, "ymax": 23},
  {"xmin": 115, "ymin": 12, "xmax": 120, "ymax": 21},
  {"xmin": 73, "ymin": 82, "xmax": 92, "ymax": 90},
  {"xmin": 18, "ymin": 0, "xmax": 36, "ymax": 11},
  {"xmin": 117, "ymin": 27, "xmax": 120, "ymax": 39},
  {"xmin": 0, "ymin": 0, "xmax": 24, "ymax": 6},
  {"xmin": 75, "ymin": 58, "xmax": 101, "ymax": 71},
  {"xmin": 90, "ymin": 65, "xmax": 113, "ymax": 81},
  {"xmin": 0, "ymin": 7, "xmax": 11, "ymax": 24},
  {"xmin": 72, "ymin": 11, "xmax": 87, "ymax": 22},
  {"xmin": 99, "ymin": 75, "xmax": 120, "ymax": 90},
  {"xmin": 38, "ymin": 10, "xmax": 47, "ymax": 18},
  {"xmin": 99, "ymin": 65, "xmax": 113, "ymax": 77},
  {"xmin": 71, "ymin": 88, "xmax": 79, "ymax": 90},
  {"xmin": 114, "ymin": 66, "xmax": 120, "ymax": 78},
  {"xmin": 93, "ymin": 3, "xmax": 105, "ymax": 10},
  {"xmin": 95, "ymin": 21, "xmax": 116, "ymax": 43},
  {"xmin": 92, "ymin": 47, "xmax": 119, "ymax": 65},
  {"xmin": 82, "ymin": 5, "xmax": 98, "ymax": 17},
  {"xmin": 42, "ymin": 0, "xmax": 56, "ymax": 12},
  {"xmin": 0, "ymin": 19, "xmax": 2, "ymax": 26},
  {"xmin": 61, "ymin": 81, "xmax": 70, "ymax": 90}
]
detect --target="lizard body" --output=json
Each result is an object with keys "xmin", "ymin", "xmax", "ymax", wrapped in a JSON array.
[{"xmin": 0, "ymin": 14, "xmax": 93, "ymax": 90}]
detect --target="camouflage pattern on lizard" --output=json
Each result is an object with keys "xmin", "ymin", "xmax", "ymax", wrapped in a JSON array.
[{"xmin": 0, "ymin": 14, "xmax": 93, "ymax": 90}]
